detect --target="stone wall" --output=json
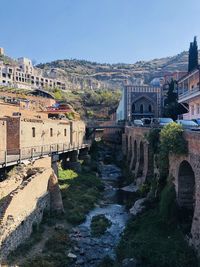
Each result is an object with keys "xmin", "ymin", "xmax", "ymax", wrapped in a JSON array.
[
  {"xmin": 0, "ymin": 166, "xmax": 25, "ymax": 200},
  {"xmin": 70, "ymin": 120, "xmax": 86, "ymax": 145},
  {"xmin": 0, "ymin": 194, "xmax": 50, "ymax": 262},
  {"xmin": 0, "ymin": 162, "xmax": 53, "ymax": 261},
  {"xmin": 100, "ymin": 120, "xmax": 122, "ymax": 143},
  {"xmin": 6, "ymin": 117, "xmax": 20, "ymax": 154},
  {"xmin": 4, "ymin": 117, "xmax": 86, "ymax": 156},
  {"xmin": 0, "ymin": 119, "xmax": 6, "ymax": 152},
  {"xmin": 0, "ymin": 118, "xmax": 7, "ymax": 162},
  {"xmin": 169, "ymin": 131, "xmax": 200, "ymax": 252},
  {"xmin": 123, "ymin": 126, "xmax": 153, "ymax": 184},
  {"xmin": 123, "ymin": 126, "xmax": 200, "ymax": 252}
]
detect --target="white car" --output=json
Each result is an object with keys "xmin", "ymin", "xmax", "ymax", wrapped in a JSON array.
[{"xmin": 133, "ymin": 119, "xmax": 144, "ymax": 126}]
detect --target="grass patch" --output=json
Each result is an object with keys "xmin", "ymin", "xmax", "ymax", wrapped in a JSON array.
[
  {"xmin": 58, "ymin": 167, "xmax": 104, "ymax": 224},
  {"xmin": 116, "ymin": 208, "xmax": 198, "ymax": 267},
  {"xmin": 91, "ymin": 214, "xmax": 112, "ymax": 237},
  {"xmin": 22, "ymin": 229, "xmax": 73, "ymax": 267}
]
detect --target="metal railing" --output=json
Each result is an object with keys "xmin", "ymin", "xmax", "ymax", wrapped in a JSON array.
[
  {"xmin": 178, "ymin": 87, "xmax": 200, "ymax": 101},
  {"xmin": 0, "ymin": 142, "xmax": 90, "ymax": 167}
]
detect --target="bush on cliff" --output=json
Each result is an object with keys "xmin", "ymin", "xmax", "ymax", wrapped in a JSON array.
[
  {"xmin": 158, "ymin": 122, "xmax": 188, "ymax": 179},
  {"xmin": 146, "ymin": 123, "xmax": 188, "ymax": 181}
]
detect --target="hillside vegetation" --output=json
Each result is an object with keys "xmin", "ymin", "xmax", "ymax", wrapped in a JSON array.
[
  {"xmin": 52, "ymin": 88, "xmax": 121, "ymax": 120},
  {"xmin": 37, "ymin": 51, "xmax": 200, "ymax": 90}
]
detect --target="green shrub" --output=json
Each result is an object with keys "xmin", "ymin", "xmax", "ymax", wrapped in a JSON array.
[
  {"xmin": 145, "ymin": 128, "xmax": 161, "ymax": 153},
  {"xmin": 139, "ymin": 183, "xmax": 150, "ymax": 197},
  {"xmin": 53, "ymin": 88, "xmax": 63, "ymax": 100},
  {"xmin": 159, "ymin": 181, "xmax": 177, "ymax": 223},
  {"xmin": 91, "ymin": 214, "xmax": 112, "ymax": 237},
  {"xmin": 158, "ymin": 123, "xmax": 188, "ymax": 179},
  {"xmin": 116, "ymin": 209, "xmax": 197, "ymax": 267}
]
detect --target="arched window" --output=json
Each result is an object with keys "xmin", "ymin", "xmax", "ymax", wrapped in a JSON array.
[
  {"xmin": 149, "ymin": 104, "xmax": 152, "ymax": 112},
  {"xmin": 140, "ymin": 104, "xmax": 143, "ymax": 113},
  {"xmin": 132, "ymin": 103, "xmax": 135, "ymax": 113}
]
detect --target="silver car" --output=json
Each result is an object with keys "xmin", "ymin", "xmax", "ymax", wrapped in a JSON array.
[
  {"xmin": 176, "ymin": 120, "xmax": 199, "ymax": 130},
  {"xmin": 133, "ymin": 119, "xmax": 144, "ymax": 126}
]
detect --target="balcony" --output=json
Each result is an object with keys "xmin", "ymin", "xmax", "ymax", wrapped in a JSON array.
[{"xmin": 178, "ymin": 87, "xmax": 200, "ymax": 103}]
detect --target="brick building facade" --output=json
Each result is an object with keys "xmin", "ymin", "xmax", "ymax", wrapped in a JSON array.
[{"xmin": 117, "ymin": 85, "xmax": 162, "ymax": 121}]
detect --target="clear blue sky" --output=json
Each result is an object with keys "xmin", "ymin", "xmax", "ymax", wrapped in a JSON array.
[{"xmin": 1, "ymin": 0, "xmax": 200, "ymax": 64}]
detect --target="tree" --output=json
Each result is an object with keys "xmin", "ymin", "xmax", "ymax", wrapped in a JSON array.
[
  {"xmin": 188, "ymin": 36, "xmax": 198, "ymax": 72},
  {"xmin": 164, "ymin": 80, "xmax": 187, "ymax": 120},
  {"xmin": 164, "ymin": 80, "xmax": 179, "ymax": 120}
]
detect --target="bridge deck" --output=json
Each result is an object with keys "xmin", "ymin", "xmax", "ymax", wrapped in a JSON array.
[{"xmin": 0, "ymin": 143, "xmax": 89, "ymax": 168}]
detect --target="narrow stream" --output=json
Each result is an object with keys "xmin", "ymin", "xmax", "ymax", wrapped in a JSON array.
[{"xmin": 70, "ymin": 147, "xmax": 130, "ymax": 267}]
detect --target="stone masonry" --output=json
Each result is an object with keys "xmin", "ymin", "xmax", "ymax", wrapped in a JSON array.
[
  {"xmin": 0, "ymin": 157, "xmax": 62, "ymax": 261},
  {"xmin": 123, "ymin": 126, "xmax": 200, "ymax": 252}
]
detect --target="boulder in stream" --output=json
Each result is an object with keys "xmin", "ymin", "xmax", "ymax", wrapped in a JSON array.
[
  {"xmin": 129, "ymin": 198, "xmax": 146, "ymax": 216},
  {"xmin": 121, "ymin": 183, "xmax": 139, "ymax": 193}
]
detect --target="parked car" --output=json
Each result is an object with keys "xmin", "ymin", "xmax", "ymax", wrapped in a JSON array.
[
  {"xmin": 151, "ymin": 118, "xmax": 173, "ymax": 127},
  {"xmin": 193, "ymin": 118, "xmax": 200, "ymax": 126},
  {"xmin": 133, "ymin": 119, "xmax": 144, "ymax": 126},
  {"xmin": 176, "ymin": 120, "xmax": 199, "ymax": 130},
  {"xmin": 141, "ymin": 118, "xmax": 151, "ymax": 126}
]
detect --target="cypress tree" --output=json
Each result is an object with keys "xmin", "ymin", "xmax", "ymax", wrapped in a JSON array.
[
  {"xmin": 188, "ymin": 36, "xmax": 198, "ymax": 72},
  {"xmin": 188, "ymin": 42, "xmax": 193, "ymax": 72},
  {"xmin": 193, "ymin": 36, "xmax": 198, "ymax": 69},
  {"xmin": 164, "ymin": 80, "xmax": 187, "ymax": 120}
]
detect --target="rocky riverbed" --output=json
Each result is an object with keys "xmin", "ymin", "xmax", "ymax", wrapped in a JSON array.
[{"xmin": 69, "ymin": 162, "xmax": 129, "ymax": 267}]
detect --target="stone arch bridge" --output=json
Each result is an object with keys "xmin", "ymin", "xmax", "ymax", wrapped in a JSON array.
[
  {"xmin": 122, "ymin": 126, "xmax": 154, "ymax": 185},
  {"xmin": 123, "ymin": 126, "xmax": 200, "ymax": 250}
]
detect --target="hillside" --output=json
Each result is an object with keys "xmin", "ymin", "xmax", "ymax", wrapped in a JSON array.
[{"xmin": 37, "ymin": 50, "xmax": 200, "ymax": 90}]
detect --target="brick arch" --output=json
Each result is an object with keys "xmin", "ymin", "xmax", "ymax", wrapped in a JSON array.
[
  {"xmin": 178, "ymin": 160, "xmax": 195, "ymax": 211},
  {"xmin": 128, "ymin": 135, "xmax": 132, "ymax": 162},
  {"xmin": 124, "ymin": 127, "xmax": 154, "ymax": 182},
  {"xmin": 126, "ymin": 135, "xmax": 128, "ymax": 155},
  {"xmin": 132, "ymin": 140, "xmax": 138, "ymax": 170},
  {"xmin": 132, "ymin": 95, "xmax": 157, "ymax": 106},
  {"xmin": 138, "ymin": 141, "xmax": 144, "ymax": 177},
  {"xmin": 169, "ymin": 154, "xmax": 200, "ymax": 248}
]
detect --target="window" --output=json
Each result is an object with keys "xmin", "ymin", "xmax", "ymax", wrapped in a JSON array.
[
  {"xmin": 140, "ymin": 104, "xmax": 144, "ymax": 113},
  {"xmin": 132, "ymin": 103, "xmax": 135, "ymax": 113},
  {"xmin": 197, "ymin": 104, "xmax": 200, "ymax": 114},
  {"xmin": 64, "ymin": 129, "xmax": 67, "ymax": 136},
  {"xmin": 50, "ymin": 128, "xmax": 53, "ymax": 137},
  {"xmin": 191, "ymin": 105, "xmax": 194, "ymax": 115},
  {"xmin": 32, "ymin": 127, "xmax": 35, "ymax": 137},
  {"xmin": 148, "ymin": 104, "xmax": 152, "ymax": 112}
]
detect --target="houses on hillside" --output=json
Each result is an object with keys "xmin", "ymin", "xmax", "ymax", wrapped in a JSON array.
[{"xmin": 0, "ymin": 48, "xmax": 66, "ymax": 90}]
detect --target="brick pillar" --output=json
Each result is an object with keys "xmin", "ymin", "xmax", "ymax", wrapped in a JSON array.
[
  {"xmin": 48, "ymin": 172, "xmax": 64, "ymax": 214},
  {"xmin": 64, "ymin": 151, "xmax": 82, "ymax": 173}
]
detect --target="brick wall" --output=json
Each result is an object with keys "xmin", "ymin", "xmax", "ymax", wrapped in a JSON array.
[
  {"xmin": 0, "ymin": 119, "xmax": 6, "ymax": 152},
  {"xmin": 6, "ymin": 117, "xmax": 20, "ymax": 154}
]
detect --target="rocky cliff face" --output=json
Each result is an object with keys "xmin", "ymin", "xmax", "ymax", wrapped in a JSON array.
[{"xmin": 37, "ymin": 51, "xmax": 200, "ymax": 90}]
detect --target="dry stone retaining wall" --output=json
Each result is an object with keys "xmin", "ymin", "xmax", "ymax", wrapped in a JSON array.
[{"xmin": 0, "ymin": 161, "xmax": 53, "ymax": 262}]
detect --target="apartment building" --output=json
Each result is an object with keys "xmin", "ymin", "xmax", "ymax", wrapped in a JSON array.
[
  {"xmin": 178, "ymin": 68, "xmax": 200, "ymax": 119},
  {"xmin": 0, "ymin": 49, "xmax": 66, "ymax": 90}
]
